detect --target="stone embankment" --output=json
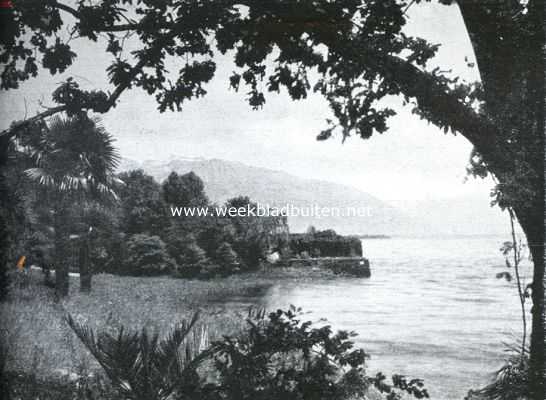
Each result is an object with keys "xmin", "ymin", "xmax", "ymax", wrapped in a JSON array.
[{"xmin": 283, "ymin": 257, "xmax": 371, "ymax": 277}]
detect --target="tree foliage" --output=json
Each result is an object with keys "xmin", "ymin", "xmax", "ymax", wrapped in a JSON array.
[
  {"xmin": 168, "ymin": 233, "xmax": 213, "ymax": 277},
  {"xmin": 125, "ymin": 233, "xmax": 174, "ymax": 276},
  {"xmin": 22, "ymin": 115, "xmax": 120, "ymax": 200},
  {"xmin": 215, "ymin": 241, "xmax": 240, "ymax": 274},
  {"xmin": 208, "ymin": 306, "xmax": 369, "ymax": 400},
  {"xmin": 117, "ymin": 169, "xmax": 167, "ymax": 237},
  {"xmin": 66, "ymin": 306, "xmax": 431, "ymax": 400},
  {"xmin": 162, "ymin": 171, "xmax": 208, "ymax": 207},
  {"xmin": 1, "ymin": 1, "xmax": 541, "ymax": 249},
  {"xmin": 1, "ymin": 0, "xmax": 544, "ymax": 395},
  {"xmin": 3, "ymin": 1, "xmax": 540, "ymax": 243},
  {"xmin": 207, "ymin": 306, "xmax": 429, "ymax": 400}
]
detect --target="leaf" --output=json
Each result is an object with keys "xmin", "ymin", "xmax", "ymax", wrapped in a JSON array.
[{"xmin": 496, "ymin": 272, "xmax": 512, "ymax": 282}]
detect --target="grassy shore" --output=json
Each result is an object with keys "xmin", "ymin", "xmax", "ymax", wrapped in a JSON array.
[{"xmin": 1, "ymin": 267, "xmax": 338, "ymax": 378}]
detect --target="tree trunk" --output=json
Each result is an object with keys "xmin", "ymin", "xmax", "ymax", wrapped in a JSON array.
[
  {"xmin": 79, "ymin": 236, "xmax": 91, "ymax": 292},
  {"xmin": 0, "ymin": 135, "xmax": 10, "ymax": 300},
  {"xmin": 53, "ymin": 206, "xmax": 70, "ymax": 299},
  {"xmin": 456, "ymin": 4, "xmax": 544, "ymax": 397},
  {"xmin": 514, "ymin": 201, "xmax": 545, "ymax": 400}
]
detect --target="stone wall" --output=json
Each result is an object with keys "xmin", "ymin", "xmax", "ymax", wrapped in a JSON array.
[
  {"xmin": 289, "ymin": 232, "xmax": 362, "ymax": 258},
  {"xmin": 284, "ymin": 257, "xmax": 371, "ymax": 278}
]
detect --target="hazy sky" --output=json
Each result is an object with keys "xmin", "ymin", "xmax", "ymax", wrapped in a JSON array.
[{"xmin": 1, "ymin": 2, "xmax": 499, "ymax": 208}]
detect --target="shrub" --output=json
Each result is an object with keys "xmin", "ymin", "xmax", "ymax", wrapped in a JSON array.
[
  {"xmin": 66, "ymin": 313, "xmax": 207, "ymax": 400},
  {"xmin": 166, "ymin": 232, "xmax": 195, "ymax": 265},
  {"xmin": 124, "ymin": 234, "xmax": 175, "ymax": 276},
  {"xmin": 197, "ymin": 221, "xmax": 235, "ymax": 260},
  {"xmin": 231, "ymin": 237, "xmax": 268, "ymax": 270},
  {"xmin": 117, "ymin": 170, "xmax": 169, "ymax": 237},
  {"xmin": 65, "ymin": 307, "xmax": 430, "ymax": 400},
  {"xmin": 466, "ymin": 351, "xmax": 529, "ymax": 400},
  {"xmin": 206, "ymin": 306, "xmax": 369, "ymax": 400},
  {"xmin": 372, "ymin": 372, "xmax": 429, "ymax": 399},
  {"xmin": 215, "ymin": 242, "xmax": 241, "ymax": 274},
  {"xmin": 173, "ymin": 237, "xmax": 214, "ymax": 278},
  {"xmin": 205, "ymin": 307, "xmax": 429, "ymax": 400},
  {"xmin": 102, "ymin": 232, "xmax": 126, "ymax": 274}
]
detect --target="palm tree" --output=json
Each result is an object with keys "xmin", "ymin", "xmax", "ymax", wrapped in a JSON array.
[{"xmin": 23, "ymin": 115, "xmax": 120, "ymax": 297}]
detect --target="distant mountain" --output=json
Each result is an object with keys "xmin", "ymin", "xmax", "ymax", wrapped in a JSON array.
[
  {"xmin": 118, "ymin": 157, "xmax": 406, "ymax": 235},
  {"xmin": 118, "ymin": 157, "xmax": 508, "ymax": 236}
]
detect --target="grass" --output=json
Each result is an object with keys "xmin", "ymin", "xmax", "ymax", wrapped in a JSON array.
[{"xmin": 1, "ymin": 266, "xmax": 338, "ymax": 378}]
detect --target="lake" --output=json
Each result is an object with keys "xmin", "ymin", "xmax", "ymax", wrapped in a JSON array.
[{"xmin": 247, "ymin": 236, "xmax": 532, "ymax": 399}]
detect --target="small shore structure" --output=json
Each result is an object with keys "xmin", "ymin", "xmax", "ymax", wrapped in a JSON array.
[{"xmin": 283, "ymin": 257, "xmax": 371, "ymax": 277}]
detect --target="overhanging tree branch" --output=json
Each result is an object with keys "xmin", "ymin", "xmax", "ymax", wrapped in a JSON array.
[
  {"xmin": 53, "ymin": 1, "xmax": 81, "ymax": 19},
  {"xmin": 378, "ymin": 54, "xmax": 505, "ymax": 165},
  {"xmin": 0, "ymin": 106, "xmax": 66, "ymax": 139},
  {"xmin": 53, "ymin": 1, "xmax": 169, "ymax": 33},
  {"xmin": 0, "ymin": 56, "xmax": 147, "ymax": 140}
]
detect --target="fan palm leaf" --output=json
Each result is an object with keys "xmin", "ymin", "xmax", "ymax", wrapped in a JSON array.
[
  {"xmin": 23, "ymin": 115, "xmax": 120, "ymax": 202},
  {"xmin": 66, "ymin": 312, "xmax": 205, "ymax": 400}
]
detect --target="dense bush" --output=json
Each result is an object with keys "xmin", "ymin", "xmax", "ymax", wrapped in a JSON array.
[
  {"xmin": 12, "ymin": 167, "xmax": 297, "ymax": 283},
  {"xmin": 177, "ymin": 242, "xmax": 215, "ymax": 278},
  {"xmin": 166, "ymin": 233, "xmax": 215, "ymax": 278},
  {"xmin": 124, "ymin": 234, "xmax": 175, "ymax": 276},
  {"xmin": 197, "ymin": 220, "xmax": 236, "ymax": 262},
  {"xmin": 215, "ymin": 242, "xmax": 241, "ymax": 274},
  {"xmin": 100, "ymin": 232, "xmax": 127, "ymax": 274},
  {"xmin": 231, "ymin": 237, "xmax": 268, "ymax": 270},
  {"xmin": 207, "ymin": 307, "xmax": 429, "ymax": 400},
  {"xmin": 117, "ymin": 170, "xmax": 169, "ymax": 237},
  {"xmin": 61, "ymin": 307, "xmax": 429, "ymax": 400},
  {"xmin": 206, "ymin": 306, "xmax": 369, "ymax": 400},
  {"xmin": 225, "ymin": 196, "xmax": 289, "ymax": 269},
  {"xmin": 466, "ymin": 351, "xmax": 530, "ymax": 400},
  {"xmin": 115, "ymin": 175, "xmax": 289, "ymax": 278},
  {"xmin": 166, "ymin": 232, "xmax": 195, "ymax": 266}
]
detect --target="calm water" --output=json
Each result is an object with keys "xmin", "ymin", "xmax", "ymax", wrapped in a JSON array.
[{"xmin": 241, "ymin": 236, "xmax": 531, "ymax": 399}]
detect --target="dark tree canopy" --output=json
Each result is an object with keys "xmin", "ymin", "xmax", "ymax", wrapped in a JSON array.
[
  {"xmin": 0, "ymin": 0, "xmax": 483, "ymax": 132},
  {"xmin": 0, "ymin": 1, "xmax": 541, "ymax": 213},
  {"xmin": 162, "ymin": 171, "xmax": 208, "ymax": 207},
  {"xmin": 117, "ymin": 169, "xmax": 167, "ymax": 236}
]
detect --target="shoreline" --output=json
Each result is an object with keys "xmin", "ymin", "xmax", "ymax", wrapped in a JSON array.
[{"xmin": 1, "ymin": 267, "xmax": 345, "ymax": 378}]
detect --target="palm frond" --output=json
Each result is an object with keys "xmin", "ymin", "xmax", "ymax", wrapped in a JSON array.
[
  {"xmin": 24, "ymin": 114, "xmax": 121, "ymax": 203},
  {"xmin": 67, "ymin": 314, "xmax": 142, "ymax": 397},
  {"xmin": 66, "ymin": 312, "xmax": 205, "ymax": 400},
  {"xmin": 25, "ymin": 168, "xmax": 56, "ymax": 188}
]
